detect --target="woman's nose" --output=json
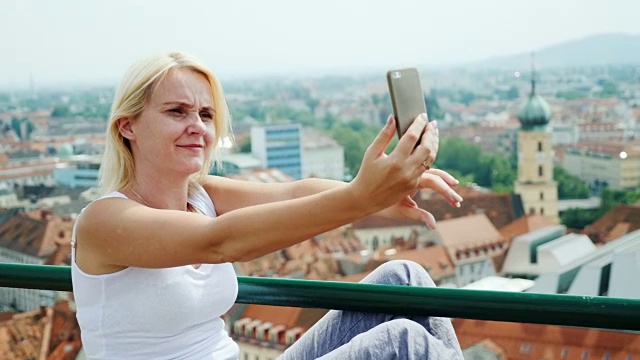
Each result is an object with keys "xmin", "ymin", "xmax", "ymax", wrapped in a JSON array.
[{"xmin": 187, "ymin": 113, "xmax": 207, "ymax": 135}]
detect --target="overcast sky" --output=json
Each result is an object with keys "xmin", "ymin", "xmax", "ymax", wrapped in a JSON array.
[{"xmin": 2, "ymin": 0, "xmax": 639, "ymax": 89}]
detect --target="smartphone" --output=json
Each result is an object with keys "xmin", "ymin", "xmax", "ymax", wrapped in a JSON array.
[{"xmin": 386, "ymin": 68, "xmax": 428, "ymax": 139}]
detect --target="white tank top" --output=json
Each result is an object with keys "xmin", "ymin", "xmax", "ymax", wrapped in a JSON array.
[{"xmin": 71, "ymin": 184, "xmax": 239, "ymax": 360}]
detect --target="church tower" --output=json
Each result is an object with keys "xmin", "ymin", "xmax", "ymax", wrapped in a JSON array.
[{"xmin": 513, "ymin": 56, "xmax": 559, "ymax": 221}]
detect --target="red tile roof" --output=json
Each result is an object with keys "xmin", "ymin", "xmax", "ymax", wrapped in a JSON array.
[
  {"xmin": 237, "ymin": 228, "xmax": 362, "ymax": 280},
  {"xmin": 0, "ymin": 301, "xmax": 80, "ymax": 360},
  {"xmin": 499, "ymin": 214, "xmax": 558, "ymax": 244},
  {"xmin": 436, "ymin": 213, "xmax": 507, "ymax": 261},
  {"xmin": 454, "ymin": 319, "xmax": 640, "ymax": 359},
  {"xmin": 350, "ymin": 187, "xmax": 522, "ymax": 230},
  {"xmin": 240, "ymin": 304, "xmax": 327, "ymax": 331},
  {"xmin": 388, "ymin": 246, "xmax": 455, "ymax": 283},
  {"xmin": 583, "ymin": 204, "xmax": 640, "ymax": 243},
  {"xmin": 0, "ymin": 210, "xmax": 74, "ymax": 259}
]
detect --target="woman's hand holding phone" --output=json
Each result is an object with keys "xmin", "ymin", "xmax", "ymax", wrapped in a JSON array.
[{"xmin": 349, "ymin": 114, "xmax": 462, "ymax": 229}]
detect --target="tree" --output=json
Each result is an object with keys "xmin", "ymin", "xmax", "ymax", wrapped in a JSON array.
[
  {"xmin": 425, "ymin": 93, "xmax": 443, "ymax": 120},
  {"xmin": 437, "ymin": 137, "xmax": 483, "ymax": 176},
  {"xmin": 495, "ymin": 86, "xmax": 519, "ymax": 100},
  {"xmin": 10, "ymin": 117, "xmax": 35, "ymax": 141},
  {"xmin": 329, "ymin": 121, "xmax": 379, "ymax": 176},
  {"xmin": 560, "ymin": 208, "xmax": 601, "ymax": 229},
  {"xmin": 51, "ymin": 105, "xmax": 71, "ymax": 117},
  {"xmin": 237, "ymin": 136, "xmax": 251, "ymax": 153},
  {"xmin": 459, "ymin": 90, "xmax": 477, "ymax": 106},
  {"xmin": 554, "ymin": 167, "xmax": 590, "ymax": 199},
  {"xmin": 435, "ymin": 136, "xmax": 517, "ymax": 192},
  {"xmin": 559, "ymin": 188, "xmax": 640, "ymax": 229},
  {"xmin": 600, "ymin": 188, "xmax": 640, "ymax": 214},
  {"xmin": 305, "ymin": 98, "xmax": 319, "ymax": 113}
]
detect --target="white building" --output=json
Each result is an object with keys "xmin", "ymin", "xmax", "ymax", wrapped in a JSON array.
[
  {"xmin": 562, "ymin": 140, "xmax": 640, "ymax": 192},
  {"xmin": 503, "ymin": 226, "xmax": 640, "ymax": 299},
  {"xmin": 502, "ymin": 225, "xmax": 585, "ymax": 276},
  {"xmin": 455, "ymin": 256, "xmax": 498, "ymax": 288},
  {"xmin": 568, "ymin": 232, "xmax": 639, "ymax": 296},
  {"xmin": 0, "ymin": 161, "xmax": 58, "ymax": 188},
  {"xmin": 53, "ymin": 155, "xmax": 101, "ymax": 188},
  {"xmin": 251, "ymin": 124, "xmax": 303, "ymax": 180},
  {"xmin": 301, "ymin": 128, "xmax": 344, "ymax": 180}
]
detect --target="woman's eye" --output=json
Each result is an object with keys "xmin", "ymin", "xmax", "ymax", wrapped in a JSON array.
[
  {"xmin": 200, "ymin": 112, "xmax": 213, "ymax": 120},
  {"xmin": 168, "ymin": 108, "xmax": 184, "ymax": 115}
]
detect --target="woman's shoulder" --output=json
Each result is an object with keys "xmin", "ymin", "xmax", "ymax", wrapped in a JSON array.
[{"xmin": 76, "ymin": 192, "xmax": 136, "ymax": 228}]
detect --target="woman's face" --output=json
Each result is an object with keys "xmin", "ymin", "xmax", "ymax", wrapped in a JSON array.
[{"xmin": 128, "ymin": 68, "xmax": 215, "ymax": 177}]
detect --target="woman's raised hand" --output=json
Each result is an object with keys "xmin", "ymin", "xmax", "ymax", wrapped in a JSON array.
[
  {"xmin": 350, "ymin": 114, "xmax": 463, "ymax": 228},
  {"xmin": 350, "ymin": 114, "xmax": 432, "ymax": 212}
]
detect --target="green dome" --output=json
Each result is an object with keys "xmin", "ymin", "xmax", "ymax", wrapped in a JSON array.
[
  {"xmin": 518, "ymin": 93, "xmax": 551, "ymax": 130},
  {"xmin": 57, "ymin": 143, "xmax": 74, "ymax": 158}
]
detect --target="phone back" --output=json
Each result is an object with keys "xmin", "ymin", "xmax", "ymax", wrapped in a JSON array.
[{"xmin": 387, "ymin": 68, "xmax": 428, "ymax": 138}]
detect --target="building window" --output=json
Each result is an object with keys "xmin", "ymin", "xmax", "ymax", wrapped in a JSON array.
[
  {"xmin": 529, "ymin": 207, "xmax": 536, "ymax": 215},
  {"xmin": 581, "ymin": 350, "xmax": 590, "ymax": 359},
  {"xmin": 560, "ymin": 347, "xmax": 569, "ymax": 358},
  {"xmin": 540, "ymin": 191, "xmax": 544, "ymax": 200},
  {"xmin": 540, "ymin": 208, "xmax": 545, "ymax": 215},
  {"xmin": 538, "ymin": 141, "xmax": 543, "ymax": 152},
  {"xmin": 539, "ymin": 165, "xmax": 544, "ymax": 177}
]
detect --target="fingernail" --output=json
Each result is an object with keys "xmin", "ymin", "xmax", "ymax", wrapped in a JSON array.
[
  {"xmin": 453, "ymin": 178, "xmax": 460, "ymax": 185},
  {"xmin": 455, "ymin": 202, "xmax": 461, "ymax": 208},
  {"xmin": 453, "ymin": 193, "xmax": 463, "ymax": 202},
  {"xmin": 387, "ymin": 116, "xmax": 393, "ymax": 126},
  {"xmin": 420, "ymin": 113, "xmax": 428, "ymax": 122},
  {"xmin": 432, "ymin": 120, "xmax": 438, "ymax": 129}
]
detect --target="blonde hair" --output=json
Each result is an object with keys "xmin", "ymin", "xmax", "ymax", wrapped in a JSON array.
[{"xmin": 98, "ymin": 51, "xmax": 231, "ymax": 196}]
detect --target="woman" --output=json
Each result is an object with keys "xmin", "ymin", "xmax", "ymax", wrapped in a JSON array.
[{"xmin": 71, "ymin": 51, "xmax": 464, "ymax": 359}]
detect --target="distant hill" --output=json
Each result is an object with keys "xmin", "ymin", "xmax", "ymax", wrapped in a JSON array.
[{"xmin": 467, "ymin": 33, "xmax": 640, "ymax": 70}]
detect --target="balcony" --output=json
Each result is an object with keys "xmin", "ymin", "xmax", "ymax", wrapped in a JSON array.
[{"xmin": 1, "ymin": 262, "xmax": 639, "ymax": 332}]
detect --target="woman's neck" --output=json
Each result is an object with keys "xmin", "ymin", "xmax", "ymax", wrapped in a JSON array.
[{"xmin": 127, "ymin": 170, "xmax": 192, "ymax": 211}]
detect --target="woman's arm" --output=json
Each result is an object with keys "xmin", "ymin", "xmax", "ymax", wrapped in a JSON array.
[
  {"xmin": 76, "ymin": 115, "xmax": 450, "ymax": 272},
  {"xmin": 203, "ymin": 176, "xmax": 346, "ymax": 215},
  {"xmin": 206, "ymin": 120, "xmax": 462, "ymax": 227}
]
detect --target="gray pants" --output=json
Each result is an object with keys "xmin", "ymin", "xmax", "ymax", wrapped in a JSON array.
[{"xmin": 279, "ymin": 260, "xmax": 463, "ymax": 359}]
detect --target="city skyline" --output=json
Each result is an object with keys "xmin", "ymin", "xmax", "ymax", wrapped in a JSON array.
[{"xmin": 2, "ymin": 0, "xmax": 640, "ymax": 88}]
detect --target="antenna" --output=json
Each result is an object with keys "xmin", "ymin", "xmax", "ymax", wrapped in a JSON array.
[{"xmin": 530, "ymin": 52, "xmax": 536, "ymax": 95}]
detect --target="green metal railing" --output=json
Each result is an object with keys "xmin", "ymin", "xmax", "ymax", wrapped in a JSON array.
[{"xmin": 1, "ymin": 263, "xmax": 640, "ymax": 331}]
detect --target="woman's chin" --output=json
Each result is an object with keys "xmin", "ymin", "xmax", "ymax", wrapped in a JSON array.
[{"xmin": 186, "ymin": 162, "xmax": 207, "ymax": 175}]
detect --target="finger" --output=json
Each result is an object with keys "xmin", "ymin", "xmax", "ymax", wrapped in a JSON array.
[
  {"xmin": 426, "ymin": 168, "xmax": 460, "ymax": 186},
  {"xmin": 419, "ymin": 172, "xmax": 464, "ymax": 208},
  {"xmin": 393, "ymin": 113, "xmax": 428, "ymax": 158},
  {"xmin": 365, "ymin": 115, "xmax": 396, "ymax": 158},
  {"xmin": 397, "ymin": 200, "xmax": 437, "ymax": 229},
  {"xmin": 421, "ymin": 210, "xmax": 437, "ymax": 230},
  {"xmin": 411, "ymin": 121, "xmax": 438, "ymax": 166}
]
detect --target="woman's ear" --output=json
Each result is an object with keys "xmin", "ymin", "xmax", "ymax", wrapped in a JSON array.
[{"xmin": 116, "ymin": 117, "xmax": 136, "ymax": 141}]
